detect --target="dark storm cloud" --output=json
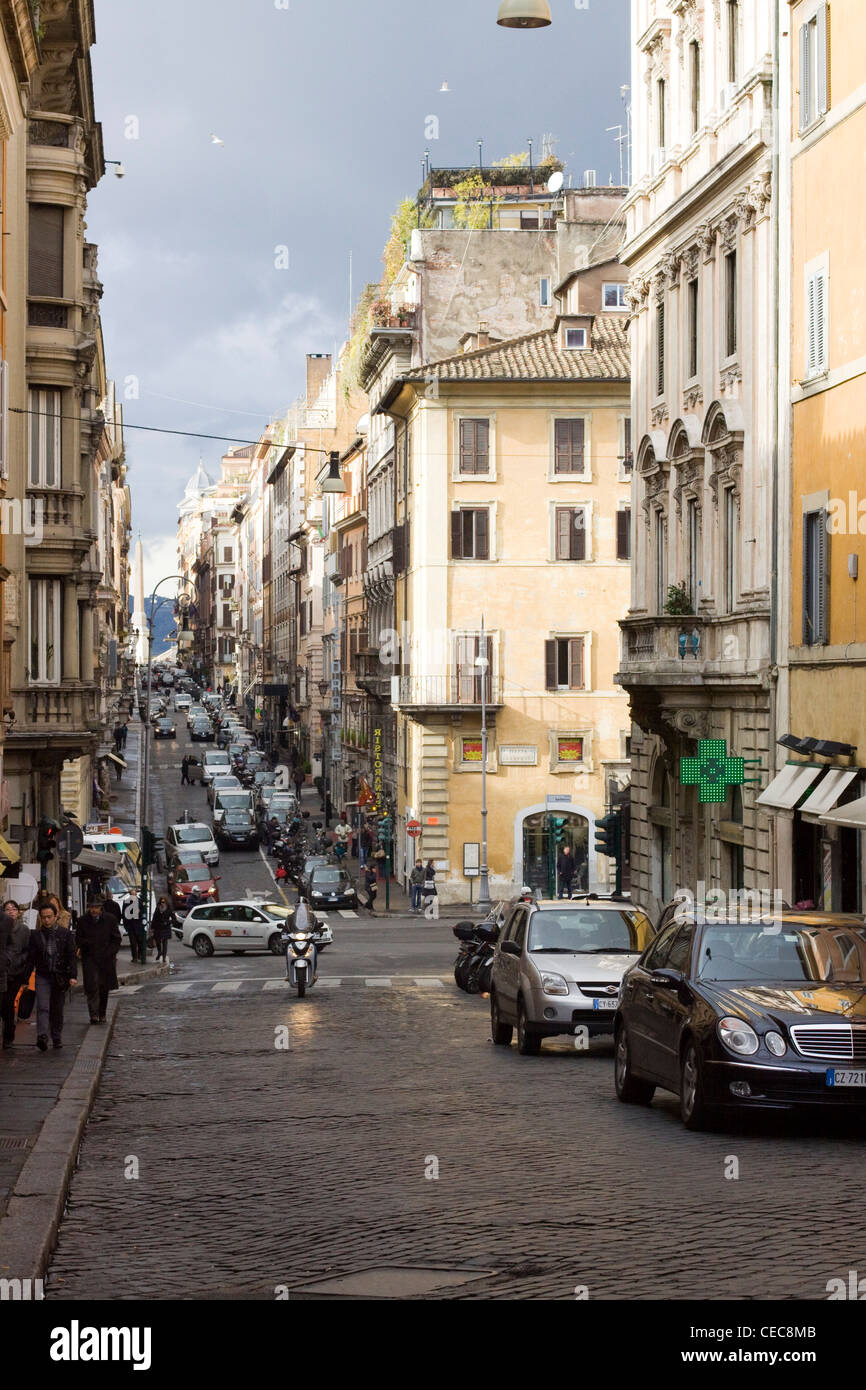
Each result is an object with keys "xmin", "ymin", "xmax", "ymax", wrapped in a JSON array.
[{"xmin": 86, "ymin": 0, "xmax": 629, "ymax": 586}]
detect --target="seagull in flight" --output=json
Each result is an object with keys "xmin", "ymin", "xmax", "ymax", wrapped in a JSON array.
[
  {"xmin": 440, "ymin": 81, "xmax": 450, "ymax": 92},
  {"xmin": 209, "ymin": 132, "xmax": 224, "ymax": 146}
]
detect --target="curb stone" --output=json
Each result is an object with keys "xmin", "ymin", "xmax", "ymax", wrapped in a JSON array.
[{"xmin": 0, "ymin": 999, "xmax": 118, "ymax": 1283}]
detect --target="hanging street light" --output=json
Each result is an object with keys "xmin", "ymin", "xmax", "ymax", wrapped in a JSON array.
[
  {"xmin": 496, "ymin": 0, "xmax": 552, "ymax": 28},
  {"xmin": 320, "ymin": 451, "xmax": 347, "ymax": 494}
]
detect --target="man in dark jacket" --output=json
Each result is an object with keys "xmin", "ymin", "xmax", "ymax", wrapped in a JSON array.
[
  {"xmin": 2, "ymin": 902, "xmax": 32, "ymax": 1048},
  {"xmin": 121, "ymin": 892, "xmax": 147, "ymax": 964},
  {"xmin": 557, "ymin": 845, "xmax": 577, "ymax": 900},
  {"xmin": 76, "ymin": 897, "xmax": 122, "ymax": 1024},
  {"xmin": 27, "ymin": 902, "xmax": 78, "ymax": 1050}
]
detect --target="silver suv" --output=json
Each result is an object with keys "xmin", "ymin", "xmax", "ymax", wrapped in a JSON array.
[{"xmin": 490, "ymin": 896, "xmax": 654, "ymax": 1055}]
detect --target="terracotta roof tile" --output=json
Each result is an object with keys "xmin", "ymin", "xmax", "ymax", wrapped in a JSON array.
[{"xmin": 405, "ymin": 315, "xmax": 629, "ymax": 385}]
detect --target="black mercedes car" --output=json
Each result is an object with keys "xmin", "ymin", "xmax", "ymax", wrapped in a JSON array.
[
  {"xmin": 215, "ymin": 810, "xmax": 260, "ymax": 850},
  {"xmin": 615, "ymin": 910, "xmax": 866, "ymax": 1129},
  {"xmin": 154, "ymin": 715, "xmax": 176, "ymax": 739}
]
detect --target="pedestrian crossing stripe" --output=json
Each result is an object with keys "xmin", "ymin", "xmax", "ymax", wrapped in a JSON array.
[{"xmin": 153, "ymin": 976, "xmax": 448, "ymax": 995}]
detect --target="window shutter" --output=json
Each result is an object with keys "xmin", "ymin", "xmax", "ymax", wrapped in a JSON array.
[
  {"xmin": 544, "ymin": 639, "xmax": 557, "ymax": 691},
  {"xmin": 806, "ymin": 274, "xmax": 817, "ymax": 375},
  {"xmin": 617, "ymin": 508, "xmax": 631, "ymax": 560},
  {"xmin": 459, "ymin": 420, "xmax": 472, "ymax": 474},
  {"xmin": 799, "ymin": 21, "xmax": 810, "ymax": 129},
  {"xmin": 817, "ymin": 508, "xmax": 829, "ymax": 643},
  {"xmin": 568, "ymin": 638, "xmax": 584, "ymax": 690},
  {"xmin": 555, "ymin": 508, "xmax": 570, "ymax": 560},
  {"xmin": 816, "ymin": 3, "xmax": 829, "ymax": 115},
  {"xmin": 29, "ymin": 205, "xmax": 64, "ymax": 298},
  {"xmin": 656, "ymin": 302, "xmax": 665, "ymax": 395},
  {"xmin": 475, "ymin": 507, "xmax": 489, "ymax": 560},
  {"xmin": 476, "ymin": 419, "xmax": 489, "ymax": 474},
  {"xmin": 450, "ymin": 510, "xmax": 463, "ymax": 559},
  {"xmin": 814, "ymin": 271, "xmax": 826, "ymax": 370},
  {"xmin": 570, "ymin": 509, "xmax": 586, "ymax": 561}
]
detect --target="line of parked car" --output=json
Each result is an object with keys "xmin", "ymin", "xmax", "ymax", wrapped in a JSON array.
[{"xmin": 472, "ymin": 890, "xmax": 866, "ymax": 1131}]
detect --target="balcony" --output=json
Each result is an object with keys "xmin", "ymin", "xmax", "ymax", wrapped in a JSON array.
[
  {"xmin": 352, "ymin": 650, "xmax": 392, "ymax": 701},
  {"xmin": 10, "ymin": 685, "xmax": 101, "ymax": 749},
  {"xmin": 393, "ymin": 672, "xmax": 503, "ymax": 713},
  {"xmin": 617, "ymin": 613, "xmax": 771, "ymax": 690}
]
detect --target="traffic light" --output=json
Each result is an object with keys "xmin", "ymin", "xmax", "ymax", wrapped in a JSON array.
[
  {"xmin": 141, "ymin": 825, "xmax": 161, "ymax": 871},
  {"xmin": 552, "ymin": 816, "xmax": 567, "ymax": 845},
  {"xmin": 36, "ymin": 818, "xmax": 59, "ymax": 865},
  {"xmin": 594, "ymin": 811, "xmax": 622, "ymax": 860}
]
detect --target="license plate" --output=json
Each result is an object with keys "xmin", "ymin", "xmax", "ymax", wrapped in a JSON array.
[
  {"xmin": 592, "ymin": 997, "xmax": 618, "ymax": 1011},
  {"xmin": 826, "ymin": 1068, "xmax": 866, "ymax": 1087}
]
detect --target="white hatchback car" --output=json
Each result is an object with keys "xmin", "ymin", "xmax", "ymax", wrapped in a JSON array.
[
  {"xmin": 165, "ymin": 821, "xmax": 220, "ymax": 867},
  {"xmin": 181, "ymin": 900, "xmax": 333, "ymax": 956}
]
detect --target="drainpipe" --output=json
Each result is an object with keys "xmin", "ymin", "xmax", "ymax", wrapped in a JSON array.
[{"xmin": 769, "ymin": 0, "xmax": 782, "ymax": 892}]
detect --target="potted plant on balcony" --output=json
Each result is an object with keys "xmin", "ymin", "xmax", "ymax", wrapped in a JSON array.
[
  {"xmin": 663, "ymin": 582, "xmax": 694, "ymax": 617},
  {"xmin": 371, "ymin": 299, "xmax": 391, "ymax": 327}
]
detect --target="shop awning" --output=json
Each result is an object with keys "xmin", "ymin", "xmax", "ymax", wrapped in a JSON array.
[
  {"xmin": 819, "ymin": 795, "xmax": 866, "ymax": 831},
  {"xmin": 799, "ymin": 767, "xmax": 861, "ymax": 817},
  {"xmin": 73, "ymin": 849, "xmax": 121, "ymax": 874},
  {"xmin": 756, "ymin": 763, "xmax": 822, "ymax": 811},
  {"xmin": 106, "ymin": 753, "xmax": 127, "ymax": 768}
]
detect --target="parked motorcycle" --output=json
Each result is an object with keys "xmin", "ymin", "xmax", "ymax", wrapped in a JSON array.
[{"xmin": 452, "ymin": 902, "xmax": 506, "ymax": 994}]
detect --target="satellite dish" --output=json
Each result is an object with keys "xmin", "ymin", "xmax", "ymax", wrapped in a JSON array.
[{"xmin": 547, "ymin": 170, "xmax": 564, "ymax": 194}]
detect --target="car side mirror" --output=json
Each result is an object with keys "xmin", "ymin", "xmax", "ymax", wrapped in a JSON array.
[
  {"xmin": 500, "ymin": 940, "xmax": 521, "ymax": 957},
  {"xmin": 650, "ymin": 968, "xmax": 683, "ymax": 988}
]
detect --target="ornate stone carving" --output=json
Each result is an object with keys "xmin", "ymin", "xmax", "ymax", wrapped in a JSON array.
[
  {"xmin": 720, "ymin": 362, "xmax": 742, "ymax": 392},
  {"xmin": 627, "ymin": 275, "xmax": 650, "ymax": 311},
  {"xmin": 680, "ymin": 244, "xmax": 700, "ymax": 280},
  {"xmin": 650, "ymin": 402, "xmax": 670, "ymax": 428},
  {"xmin": 683, "ymin": 383, "xmax": 704, "ymax": 411},
  {"xmin": 707, "ymin": 445, "xmax": 742, "ymax": 509},
  {"xmin": 661, "ymin": 708, "xmax": 710, "ymax": 741},
  {"xmin": 719, "ymin": 211, "xmax": 739, "ymax": 252},
  {"xmin": 673, "ymin": 457, "xmax": 704, "ymax": 515},
  {"xmin": 659, "ymin": 251, "xmax": 682, "ymax": 287},
  {"xmin": 696, "ymin": 221, "xmax": 717, "ymax": 261}
]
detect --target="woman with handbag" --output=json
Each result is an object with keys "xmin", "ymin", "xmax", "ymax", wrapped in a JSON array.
[
  {"xmin": 422, "ymin": 861, "xmax": 439, "ymax": 920},
  {"xmin": 150, "ymin": 897, "xmax": 177, "ymax": 963}
]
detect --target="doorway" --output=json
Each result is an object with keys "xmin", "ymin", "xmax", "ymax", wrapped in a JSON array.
[{"xmin": 522, "ymin": 811, "xmax": 589, "ymax": 897}]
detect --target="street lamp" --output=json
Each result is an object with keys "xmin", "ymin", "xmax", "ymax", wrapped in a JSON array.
[
  {"xmin": 320, "ymin": 451, "xmax": 347, "ymax": 495},
  {"xmin": 317, "ymin": 679, "xmax": 331, "ymax": 828},
  {"xmin": 497, "ymin": 0, "xmax": 552, "ymax": 27},
  {"xmin": 475, "ymin": 623, "xmax": 491, "ymax": 909}
]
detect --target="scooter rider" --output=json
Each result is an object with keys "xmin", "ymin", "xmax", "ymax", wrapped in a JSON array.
[{"xmin": 285, "ymin": 895, "xmax": 318, "ymax": 983}]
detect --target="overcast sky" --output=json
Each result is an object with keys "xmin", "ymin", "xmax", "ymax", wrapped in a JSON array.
[{"xmin": 87, "ymin": 0, "xmax": 629, "ymax": 593}]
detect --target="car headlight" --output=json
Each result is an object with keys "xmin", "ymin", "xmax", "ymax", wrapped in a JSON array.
[
  {"xmin": 540, "ymin": 972, "xmax": 569, "ymax": 996},
  {"xmin": 718, "ymin": 1016, "xmax": 759, "ymax": 1056},
  {"xmin": 765, "ymin": 1030, "xmax": 787, "ymax": 1057}
]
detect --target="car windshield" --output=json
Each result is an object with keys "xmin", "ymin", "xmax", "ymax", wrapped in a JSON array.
[
  {"xmin": 304, "ymin": 858, "xmax": 327, "ymax": 873},
  {"xmin": 219, "ymin": 793, "xmax": 249, "ymax": 807},
  {"xmin": 179, "ymin": 866, "xmax": 211, "ymax": 883},
  {"xmin": 527, "ymin": 909, "xmax": 651, "ymax": 954},
  {"xmin": 311, "ymin": 869, "xmax": 347, "ymax": 887},
  {"xmin": 696, "ymin": 923, "xmax": 866, "ymax": 984},
  {"xmin": 224, "ymin": 813, "xmax": 251, "ymax": 827},
  {"xmin": 175, "ymin": 826, "xmax": 211, "ymax": 844}
]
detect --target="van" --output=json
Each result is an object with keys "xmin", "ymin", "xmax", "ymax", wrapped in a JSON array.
[{"xmin": 203, "ymin": 749, "xmax": 231, "ymax": 784}]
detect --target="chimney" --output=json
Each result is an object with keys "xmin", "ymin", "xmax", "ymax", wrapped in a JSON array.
[
  {"xmin": 306, "ymin": 353, "xmax": 331, "ymax": 406},
  {"xmin": 477, "ymin": 320, "xmax": 490, "ymax": 349}
]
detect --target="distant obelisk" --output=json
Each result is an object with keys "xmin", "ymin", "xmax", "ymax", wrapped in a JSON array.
[{"xmin": 132, "ymin": 538, "xmax": 148, "ymax": 666}]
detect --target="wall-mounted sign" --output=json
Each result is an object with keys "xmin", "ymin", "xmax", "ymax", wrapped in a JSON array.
[
  {"xmin": 546, "ymin": 794, "xmax": 572, "ymax": 806},
  {"xmin": 461, "ymin": 738, "xmax": 483, "ymax": 763},
  {"xmin": 373, "ymin": 727, "xmax": 383, "ymax": 812},
  {"xmin": 426, "ymin": 816, "xmax": 439, "ymax": 826},
  {"xmin": 463, "ymin": 842, "xmax": 480, "ymax": 877},
  {"xmin": 556, "ymin": 737, "xmax": 584, "ymax": 762},
  {"xmin": 500, "ymin": 744, "xmax": 538, "ymax": 766},
  {"xmin": 680, "ymin": 739, "xmax": 745, "ymax": 805}
]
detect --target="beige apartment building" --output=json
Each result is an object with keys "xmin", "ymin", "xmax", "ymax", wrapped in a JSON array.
[{"xmin": 381, "ymin": 263, "xmax": 633, "ymax": 900}]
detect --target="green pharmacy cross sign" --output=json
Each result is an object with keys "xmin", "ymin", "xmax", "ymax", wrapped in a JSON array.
[{"xmin": 680, "ymin": 739, "xmax": 746, "ymax": 804}]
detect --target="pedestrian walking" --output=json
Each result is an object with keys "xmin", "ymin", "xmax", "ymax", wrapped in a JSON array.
[
  {"xmin": 150, "ymin": 897, "xmax": 176, "ymax": 963},
  {"xmin": 76, "ymin": 896, "xmax": 121, "ymax": 1024},
  {"xmin": 334, "ymin": 817, "xmax": 350, "ymax": 863},
  {"xmin": 361, "ymin": 865, "xmax": 378, "ymax": 915},
  {"xmin": 121, "ymin": 892, "xmax": 147, "ymax": 964},
  {"xmin": 372, "ymin": 840, "xmax": 386, "ymax": 880},
  {"xmin": 293, "ymin": 768, "xmax": 305, "ymax": 799},
  {"xmin": 422, "ymin": 860, "xmax": 439, "ymax": 920},
  {"xmin": 113, "ymin": 722, "xmax": 124, "ymax": 755},
  {"xmin": 1, "ymin": 902, "xmax": 32, "ymax": 1049},
  {"xmin": 181, "ymin": 755, "xmax": 191, "ymax": 785},
  {"xmin": 557, "ymin": 845, "xmax": 576, "ymax": 900},
  {"xmin": 409, "ymin": 859, "xmax": 425, "ymax": 913},
  {"xmin": 120, "ymin": 721, "xmax": 129, "ymax": 750},
  {"xmin": 359, "ymin": 824, "xmax": 372, "ymax": 868},
  {"xmin": 26, "ymin": 902, "xmax": 78, "ymax": 1050},
  {"xmin": 114, "ymin": 757, "xmax": 123, "ymax": 783}
]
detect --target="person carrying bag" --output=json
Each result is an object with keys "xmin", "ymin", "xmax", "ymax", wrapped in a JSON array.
[{"xmin": 422, "ymin": 860, "xmax": 439, "ymax": 920}]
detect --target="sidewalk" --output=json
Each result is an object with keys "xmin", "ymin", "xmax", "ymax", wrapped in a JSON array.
[{"xmin": 0, "ymin": 709, "xmax": 165, "ymax": 1280}]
